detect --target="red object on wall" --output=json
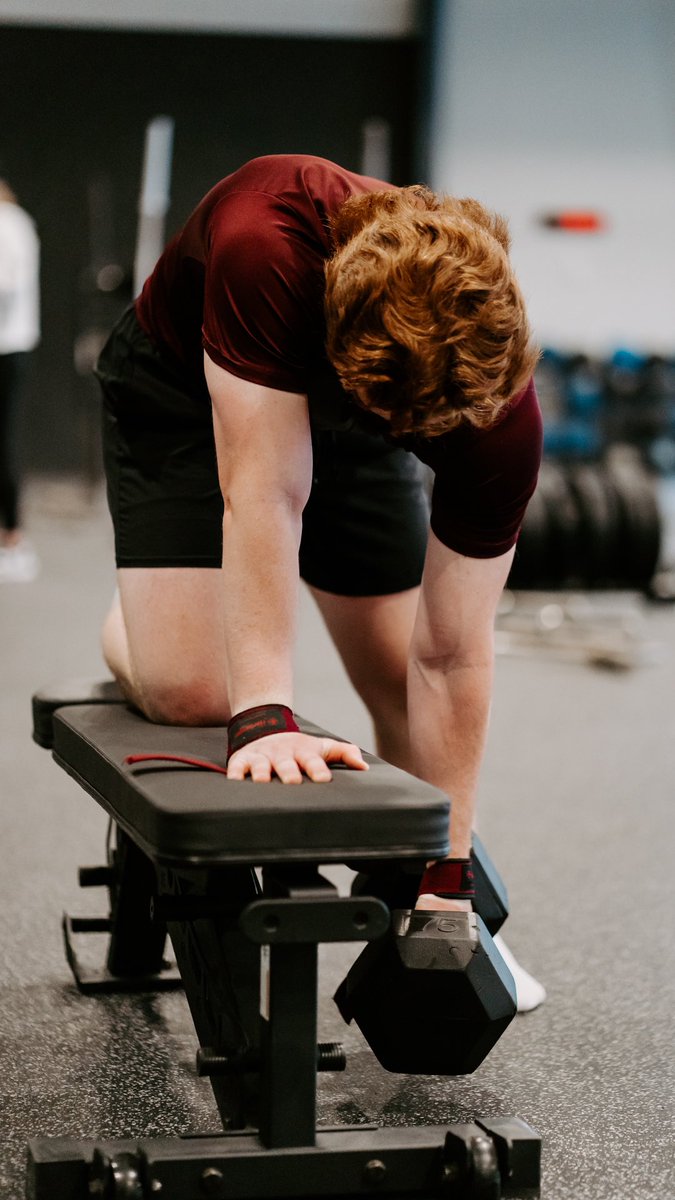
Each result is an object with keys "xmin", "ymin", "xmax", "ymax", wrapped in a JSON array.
[{"xmin": 541, "ymin": 211, "xmax": 606, "ymax": 232}]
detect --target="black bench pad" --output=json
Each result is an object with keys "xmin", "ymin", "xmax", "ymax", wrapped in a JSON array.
[
  {"xmin": 32, "ymin": 678, "xmax": 126, "ymax": 748},
  {"xmin": 50, "ymin": 702, "xmax": 450, "ymax": 868}
]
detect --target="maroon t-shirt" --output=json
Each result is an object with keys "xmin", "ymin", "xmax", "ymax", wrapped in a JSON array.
[{"xmin": 136, "ymin": 154, "xmax": 542, "ymax": 559}]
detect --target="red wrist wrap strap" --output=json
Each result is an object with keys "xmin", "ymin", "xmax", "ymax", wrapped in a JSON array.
[
  {"xmin": 417, "ymin": 858, "xmax": 476, "ymax": 900},
  {"xmin": 227, "ymin": 703, "xmax": 299, "ymax": 761}
]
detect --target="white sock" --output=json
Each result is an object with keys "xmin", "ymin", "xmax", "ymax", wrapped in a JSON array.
[{"xmin": 493, "ymin": 934, "xmax": 547, "ymax": 1013}]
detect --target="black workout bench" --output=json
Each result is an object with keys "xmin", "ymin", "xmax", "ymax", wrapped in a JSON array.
[{"xmin": 29, "ymin": 680, "xmax": 541, "ymax": 1199}]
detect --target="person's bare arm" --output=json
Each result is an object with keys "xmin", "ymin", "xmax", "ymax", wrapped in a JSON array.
[
  {"xmin": 205, "ymin": 354, "xmax": 367, "ymax": 783},
  {"xmin": 408, "ymin": 531, "xmax": 515, "ymax": 859}
]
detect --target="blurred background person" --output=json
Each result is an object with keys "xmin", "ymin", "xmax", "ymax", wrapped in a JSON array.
[{"xmin": 0, "ymin": 173, "xmax": 40, "ymax": 582}]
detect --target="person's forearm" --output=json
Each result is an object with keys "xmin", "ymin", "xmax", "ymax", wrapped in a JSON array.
[
  {"xmin": 221, "ymin": 497, "xmax": 302, "ymax": 715},
  {"xmin": 407, "ymin": 652, "xmax": 494, "ymax": 859}
]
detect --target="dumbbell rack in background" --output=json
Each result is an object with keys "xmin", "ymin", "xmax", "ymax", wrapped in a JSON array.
[{"xmin": 501, "ymin": 445, "xmax": 674, "ymax": 670}]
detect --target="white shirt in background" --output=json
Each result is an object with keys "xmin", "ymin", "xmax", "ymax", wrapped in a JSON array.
[{"xmin": 0, "ymin": 200, "xmax": 40, "ymax": 355}]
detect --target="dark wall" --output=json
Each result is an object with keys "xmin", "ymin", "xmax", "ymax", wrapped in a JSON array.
[{"xmin": 0, "ymin": 25, "xmax": 420, "ymax": 473}]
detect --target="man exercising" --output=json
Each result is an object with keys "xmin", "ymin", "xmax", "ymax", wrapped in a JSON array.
[{"xmin": 96, "ymin": 155, "xmax": 544, "ymax": 1005}]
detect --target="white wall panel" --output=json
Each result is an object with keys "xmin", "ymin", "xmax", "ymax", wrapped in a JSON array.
[{"xmin": 428, "ymin": 0, "xmax": 675, "ymax": 354}]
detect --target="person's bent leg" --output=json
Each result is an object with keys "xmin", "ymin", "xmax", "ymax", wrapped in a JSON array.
[
  {"xmin": 309, "ymin": 584, "xmax": 545, "ymax": 1010},
  {"xmin": 0, "ymin": 353, "xmax": 22, "ymax": 541},
  {"xmin": 103, "ymin": 566, "xmax": 230, "ymax": 726},
  {"xmin": 309, "ymin": 584, "xmax": 418, "ymax": 770}
]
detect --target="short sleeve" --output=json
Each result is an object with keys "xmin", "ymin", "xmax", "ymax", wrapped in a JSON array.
[
  {"xmin": 428, "ymin": 379, "xmax": 543, "ymax": 558},
  {"xmin": 201, "ymin": 191, "xmax": 325, "ymax": 393}
]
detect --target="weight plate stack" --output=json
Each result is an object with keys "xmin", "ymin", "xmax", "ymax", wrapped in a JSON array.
[
  {"xmin": 511, "ymin": 461, "xmax": 580, "ymax": 589},
  {"xmin": 511, "ymin": 453, "xmax": 662, "ymax": 593},
  {"xmin": 566, "ymin": 464, "xmax": 621, "ymax": 588},
  {"xmin": 508, "ymin": 480, "xmax": 550, "ymax": 589},
  {"xmin": 603, "ymin": 456, "xmax": 662, "ymax": 591}
]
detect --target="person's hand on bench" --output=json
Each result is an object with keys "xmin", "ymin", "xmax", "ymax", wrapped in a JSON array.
[
  {"xmin": 224, "ymin": 701, "xmax": 368, "ymax": 783},
  {"xmin": 227, "ymin": 729, "xmax": 369, "ymax": 784}
]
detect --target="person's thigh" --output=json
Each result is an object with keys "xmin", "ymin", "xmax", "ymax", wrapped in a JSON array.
[
  {"xmin": 97, "ymin": 306, "xmax": 223, "ymax": 570},
  {"xmin": 309, "ymin": 585, "xmax": 418, "ymax": 706},
  {"xmin": 299, "ymin": 427, "xmax": 429, "ymax": 596},
  {"xmin": 116, "ymin": 566, "xmax": 230, "ymax": 725},
  {"xmin": 309, "ymin": 584, "xmax": 420, "ymax": 769},
  {"xmin": 300, "ymin": 426, "xmax": 428, "ymax": 726},
  {"xmin": 97, "ymin": 309, "xmax": 228, "ymax": 724}
]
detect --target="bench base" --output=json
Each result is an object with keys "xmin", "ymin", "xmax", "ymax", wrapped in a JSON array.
[
  {"xmin": 61, "ymin": 913, "xmax": 182, "ymax": 994},
  {"xmin": 28, "ymin": 1118, "xmax": 541, "ymax": 1199}
]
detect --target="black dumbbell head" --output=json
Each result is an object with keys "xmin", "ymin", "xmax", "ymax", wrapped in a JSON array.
[{"xmin": 334, "ymin": 911, "xmax": 516, "ymax": 1075}]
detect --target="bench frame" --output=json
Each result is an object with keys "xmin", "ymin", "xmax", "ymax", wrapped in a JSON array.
[{"xmin": 28, "ymin": 685, "xmax": 541, "ymax": 1200}]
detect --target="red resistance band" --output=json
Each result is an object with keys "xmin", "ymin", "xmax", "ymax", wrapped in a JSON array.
[
  {"xmin": 417, "ymin": 858, "xmax": 476, "ymax": 900},
  {"xmin": 227, "ymin": 703, "xmax": 299, "ymax": 761},
  {"xmin": 125, "ymin": 753, "xmax": 229, "ymax": 775}
]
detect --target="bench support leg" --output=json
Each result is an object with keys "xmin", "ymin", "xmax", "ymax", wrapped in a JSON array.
[
  {"xmin": 259, "ymin": 942, "xmax": 319, "ymax": 1148},
  {"xmin": 163, "ymin": 865, "xmax": 262, "ymax": 1132},
  {"xmin": 63, "ymin": 828, "xmax": 181, "ymax": 994}
]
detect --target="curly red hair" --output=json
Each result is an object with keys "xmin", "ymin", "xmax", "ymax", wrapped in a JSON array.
[{"xmin": 324, "ymin": 186, "xmax": 539, "ymax": 436}]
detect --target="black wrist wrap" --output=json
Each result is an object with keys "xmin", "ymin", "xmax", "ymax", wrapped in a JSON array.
[
  {"xmin": 227, "ymin": 704, "xmax": 299, "ymax": 760},
  {"xmin": 417, "ymin": 858, "xmax": 476, "ymax": 900}
]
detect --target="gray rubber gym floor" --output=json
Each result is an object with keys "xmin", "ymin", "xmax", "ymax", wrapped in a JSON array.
[{"xmin": 1, "ymin": 477, "xmax": 674, "ymax": 1200}]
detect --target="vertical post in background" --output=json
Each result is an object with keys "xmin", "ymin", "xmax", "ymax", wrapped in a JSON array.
[
  {"xmin": 133, "ymin": 115, "xmax": 175, "ymax": 298},
  {"xmin": 412, "ymin": 0, "xmax": 445, "ymax": 186},
  {"xmin": 360, "ymin": 117, "xmax": 392, "ymax": 180}
]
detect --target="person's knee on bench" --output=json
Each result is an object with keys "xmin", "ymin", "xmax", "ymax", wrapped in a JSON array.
[
  {"xmin": 103, "ymin": 602, "xmax": 231, "ymax": 727},
  {"xmin": 134, "ymin": 679, "xmax": 230, "ymax": 729}
]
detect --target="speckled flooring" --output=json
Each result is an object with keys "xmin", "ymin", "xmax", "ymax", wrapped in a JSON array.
[{"xmin": 1, "ymin": 478, "xmax": 674, "ymax": 1199}]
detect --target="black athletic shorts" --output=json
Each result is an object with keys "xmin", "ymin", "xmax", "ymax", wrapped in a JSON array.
[{"xmin": 95, "ymin": 306, "xmax": 429, "ymax": 597}]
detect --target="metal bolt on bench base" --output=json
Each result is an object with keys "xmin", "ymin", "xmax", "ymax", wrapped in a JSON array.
[{"xmin": 197, "ymin": 1041, "xmax": 347, "ymax": 1077}]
